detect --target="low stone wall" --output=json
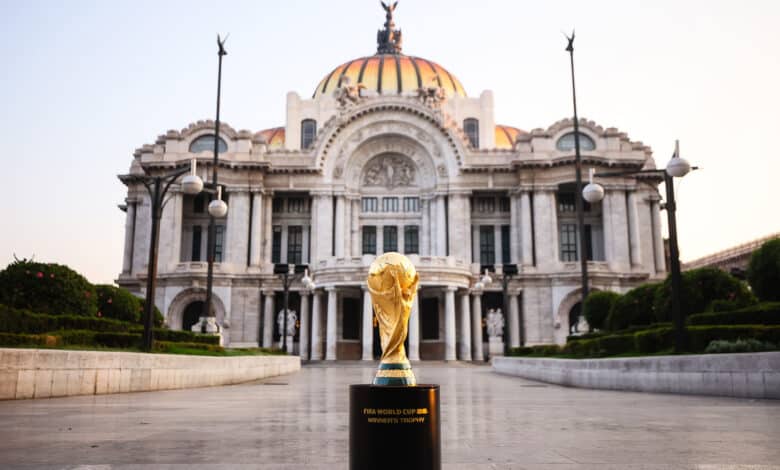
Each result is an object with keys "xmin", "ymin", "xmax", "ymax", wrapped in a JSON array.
[
  {"xmin": 0, "ymin": 348, "xmax": 300, "ymax": 400},
  {"xmin": 492, "ymin": 352, "xmax": 780, "ymax": 399}
]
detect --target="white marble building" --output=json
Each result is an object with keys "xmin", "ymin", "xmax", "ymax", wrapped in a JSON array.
[{"xmin": 117, "ymin": 8, "xmax": 666, "ymax": 359}]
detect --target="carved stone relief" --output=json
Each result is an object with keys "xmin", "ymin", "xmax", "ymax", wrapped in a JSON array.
[{"xmin": 362, "ymin": 154, "xmax": 416, "ymax": 188}]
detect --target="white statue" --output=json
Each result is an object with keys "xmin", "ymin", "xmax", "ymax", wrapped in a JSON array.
[
  {"xmin": 276, "ymin": 309, "xmax": 298, "ymax": 337},
  {"xmin": 486, "ymin": 308, "xmax": 505, "ymax": 339}
]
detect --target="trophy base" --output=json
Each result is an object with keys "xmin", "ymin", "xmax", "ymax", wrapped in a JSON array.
[
  {"xmin": 349, "ymin": 384, "xmax": 441, "ymax": 470},
  {"xmin": 373, "ymin": 361, "xmax": 416, "ymax": 385}
]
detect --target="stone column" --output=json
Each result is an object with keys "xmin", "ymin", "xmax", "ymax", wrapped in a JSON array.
[
  {"xmin": 627, "ymin": 191, "xmax": 642, "ymax": 266},
  {"xmin": 408, "ymin": 290, "xmax": 420, "ymax": 361},
  {"xmin": 262, "ymin": 290, "xmax": 275, "ymax": 348},
  {"xmin": 158, "ymin": 191, "xmax": 182, "ymax": 272},
  {"xmin": 606, "ymin": 189, "xmax": 630, "ymax": 269},
  {"xmin": 533, "ymin": 189, "xmax": 557, "ymax": 269},
  {"xmin": 226, "ymin": 190, "xmax": 249, "ymax": 267},
  {"xmin": 334, "ymin": 195, "xmax": 346, "ymax": 258},
  {"xmin": 361, "ymin": 287, "xmax": 374, "ymax": 360},
  {"xmin": 350, "ymin": 199, "xmax": 360, "ymax": 257},
  {"xmin": 262, "ymin": 193, "xmax": 274, "ymax": 264},
  {"xmin": 122, "ymin": 200, "xmax": 136, "ymax": 274},
  {"xmin": 458, "ymin": 292, "xmax": 472, "ymax": 361},
  {"xmin": 421, "ymin": 198, "xmax": 431, "ymax": 256},
  {"xmin": 325, "ymin": 287, "xmax": 337, "ymax": 360},
  {"xmin": 444, "ymin": 287, "xmax": 457, "ymax": 361},
  {"xmin": 651, "ymin": 199, "xmax": 666, "ymax": 273},
  {"xmin": 376, "ymin": 225, "xmax": 384, "ymax": 255},
  {"xmin": 249, "ymin": 191, "xmax": 263, "ymax": 266},
  {"xmin": 436, "ymin": 196, "xmax": 447, "ymax": 256},
  {"xmin": 520, "ymin": 191, "xmax": 533, "ymax": 266},
  {"xmin": 314, "ymin": 194, "xmax": 334, "ymax": 262},
  {"xmin": 494, "ymin": 225, "xmax": 503, "ymax": 265},
  {"xmin": 310, "ymin": 291, "xmax": 323, "ymax": 360},
  {"xmin": 471, "ymin": 292, "xmax": 484, "ymax": 361},
  {"xmin": 510, "ymin": 193, "xmax": 520, "ymax": 264},
  {"xmin": 299, "ymin": 291, "xmax": 311, "ymax": 360},
  {"xmin": 508, "ymin": 290, "xmax": 520, "ymax": 348},
  {"xmin": 447, "ymin": 194, "xmax": 470, "ymax": 261}
]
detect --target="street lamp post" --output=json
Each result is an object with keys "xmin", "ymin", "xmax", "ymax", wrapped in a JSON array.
[
  {"xmin": 201, "ymin": 35, "xmax": 229, "ymax": 332},
  {"xmin": 501, "ymin": 263, "xmax": 519, "ymax": 353},
  {"xmin": 565, "ymin": 32, "xmax": 591, "ymax": 313},
  {"xmin": 126, "ymin": 160, "xmax": 206, "ymax": 351},
  {"xmin": 274, "ymin": 263, "xmax": 314, "ymax": 353},
  {"xmin": 583, "ymin": 141, "xmax": 694, "ymax": 352}
]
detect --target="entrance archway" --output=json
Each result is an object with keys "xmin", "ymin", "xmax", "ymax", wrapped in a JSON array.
[{"xmin": 182, "ymin": 301, "xmax": 205, "ymax": 331}]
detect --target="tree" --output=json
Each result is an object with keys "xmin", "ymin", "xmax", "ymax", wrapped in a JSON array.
[
  {"xmin": 0, "ymin": 259, "xmax": 97, "ymax": 316},
  {"xmin": 583, "ymin": 291, "xmax": 620, "ymax": 331},
  {"xmin": 606, "ymin": 283, "xmax": 659, "ymax": 331},
  {"xmin": 653, "ymin": 267, "xmax": 755, "ymax": 322},
  {"xmin": 747, "ymin": 238, "xmax": 780, "ymax": 302}
]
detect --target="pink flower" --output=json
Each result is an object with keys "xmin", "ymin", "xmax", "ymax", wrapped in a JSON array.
[
  {"xmin": 97, "ymin": 312, "xmax": 102, "ymax": 317},
  {"xmin": 36, "ymin": 272, "xmax": 43, "ymax": 278},
  {"xmin": 84, "ymin": 291, "xmax": 91, "ymax": 298},
  {"xmin": 107, "ymin": 298, "xmax": 113, "ymax": 304},
  {"xmin": 50, "ymin": 273, "xmax": 55, "ymax": 279}
]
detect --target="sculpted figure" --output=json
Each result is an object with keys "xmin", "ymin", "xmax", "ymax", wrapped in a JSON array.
[
  {"xmin": 276, "ymin": 309, "xmax": 297, "ymax": 337},
  {"xmin": 486, "ymin": 308, "xmax": 505, "ymax": 338},
  {"xmin": 367, "ymin": 252, "xmax": 419, "ymax": 385},
  {"xmin": 334, "ymin": 76, "xmax": 365, "ymax": 107}
]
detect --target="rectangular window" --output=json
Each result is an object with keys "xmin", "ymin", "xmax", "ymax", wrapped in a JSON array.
[
  {"xmin": 342, "ymin": 297, "xmax": 360, "ymax": 340},
  {"xmin": 272, "ymin": 198, "xmax": 285, "ymax": 213},
  {"xmin": 404, "ymin": 226, "xmax": 419, "ymax": 254},
  {"xmin": 499, "ymin": 197, "xmax": 511, "ymax": 212},
  {"xmin": 403, "ymin": 197, "xmax": 420, "ymax": 212},
  {"xmin": 193, "ymin": 194, "xmax": 206, "ymax": 213},
  {"xmin": 475, "ymin": 197, "xmax": 495, "ymax": 213},
  {"xmin": 362, "ymin": 226, "xmax": 377, "ymax": 254},
  {"xmin": 301, "ymin": 119, "xmax": 317, "ymax": 149},
  {"xmin": 383, "ymin": 226, "xmax": 398, "ymax": 252},
  {"xmin": 288, "ymin": 197, "xmax": 306, "ymax": 213},
  {"xmin": 382, "ymin": 197, "xmax": 399, "ymax": 212},
  {"xmin": 272, "ymin": 226, "xmax": 282, "ymax": 263},
  {"xmin": 215, "ymin": 225, "xmax": 225, "ymax": 262},
  {"xmin": 501, "ymin": 225, "xmax": 510, "ymax": 263},
  {"xmin": 421, "ymin": 297, "xmax": 440, "ymax": 340},
  {"xmin": 191, "ymin": 225, "xmax": 202, "ymax": 261},
  {"xmin": 287, "ymin": 226, "xmax": 303, "ymax": 265},
  {"xmin": 560, "ymin": 223, "xmax": 578, "ymax": 261},
  {"xmin": 464, "ymin": 118, "xmax": 479, "ymax": 148},
  {"xmin": 558, "ymin": 193, "xmax": 576, "ymax": 213},
  {"xmin": 361, "ymin": 197, "xmax": 378, "ymax": 212},
  {"xmin": 479, "ymin": 226, "xmax": 495, "ymax": 265}
]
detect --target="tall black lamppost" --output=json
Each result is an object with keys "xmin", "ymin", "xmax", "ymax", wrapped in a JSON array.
[
  {"xmin": 123, "ymin": 161, "xmax": 206, "ymax": 351},
  {"xmin": 501, "ymin": 263, "xmax": 519, "ymax": 353},
  {"xmin": 583, "ymin": 141, "xmax": 695, "ymax": 352},
  {"xmin": 565, "ymin": 32, "xmax": 591, "ymax": 312},
  {"xmin": 274, "ymin": 263, "xmax": 314, "ymax": 353},
  {"xmin": 201, "ymin": 35, "xmax": 229, "ymax": 330}
]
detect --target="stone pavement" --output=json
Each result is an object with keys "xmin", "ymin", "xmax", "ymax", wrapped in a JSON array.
[{"xmin": 0, "ymin": 361, "xmax": 778, "ymax": 469}]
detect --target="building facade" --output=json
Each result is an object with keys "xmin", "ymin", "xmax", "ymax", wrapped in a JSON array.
[{"xmin": 117, "ymin": 8, "xmax": 666, "ymax": 359}]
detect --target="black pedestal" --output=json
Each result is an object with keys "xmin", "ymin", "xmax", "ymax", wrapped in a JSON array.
[{"xmin": 349, "ymin": 384, "xmax": 441, "ymax": 470}]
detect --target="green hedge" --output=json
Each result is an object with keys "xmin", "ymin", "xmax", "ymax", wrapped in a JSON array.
[
  {"xmin": 747, "ymin": 238, "xmax": 780, "ymax": 302},
  {"xmin": 567, "ymin": 323, "xmax": 672, "ymax": 343},
  {"xmin": 606, "ymin": 283, "xmax": 660, "ymax": 331},
  {"xmin": 0, "ymin": 304, "xmax": 131, "ymax": 334},
  {"xmin": 145, "ymin": 328, "xmax": 221, "ymax": 345},
  {"xmin": 0, "ymin": 332, "xmax": 55, "ymax": 347},
  {"xmin": 687, "ymin": 302, "xmax": 780, "ymax": 326},
  {"xmin": 0, "ymin": 260, "xmax": 97, "ymax": 317},
  {"xmin": 584, "ymin": 291, "xmax": 620, "ymax": 331},
  {"xmin": 153, "ymin": 341, "xmax": 224, "ymax": 353}
]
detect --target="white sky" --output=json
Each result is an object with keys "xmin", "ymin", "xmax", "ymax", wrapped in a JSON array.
[{"xmin": 1, "ymin": 0, "xmax": 779, "ymax": 284}]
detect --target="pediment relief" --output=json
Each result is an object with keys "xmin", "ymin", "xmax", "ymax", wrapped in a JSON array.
[{"xmin": 362, "ymin": 154, "xmax": 416, "ymax": 188}]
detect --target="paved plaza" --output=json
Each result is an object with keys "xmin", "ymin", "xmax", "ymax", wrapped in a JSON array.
[{"xmin": 0, "ymin": 362, "xmax": 778, "ymax": 469}]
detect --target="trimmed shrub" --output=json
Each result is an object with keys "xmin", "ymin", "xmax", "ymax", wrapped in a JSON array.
[
  {"xmin": 96, "ymin": 284, "xmax": 141, "ymax": 323},
  {"xmin": 747, "ymin": 238, "xmax": 780, "ymax": 302},
  {"xmin": 584, "ymin": 291, "xmax": 620, "ymax": 331},
  {"xmin": 0, "ymin": 304, "xmax": 131, "ymax": 334},
  {"xmin": 606, "ymin": 283, "xmax": 659, "ymax": 331},
  {"xmin": 653, "ymin": 268, "xmax": 755, "ymax": 323},
  {"xmin": 0, "ymin": 332, "xmax": 57, "ymax": 347},
  {"xmin": 0, "ymin": 260, "xmax": 97, "ymax": 316},
  {"xmin": 704, "ymin": 338, "xmax": 777, "ymax": 354},
  {"xmin": 150, "ymin": 328, "xmax": 221, "ymax": 345},
  {"xmin": 688, "ymin": 302, "xmax": 780, "ymax": 326},
  {"xmin": 634, "ymin": 328, "xmax": 674, "ymax": 354},
  {"xmin": 153, "ymin": 341, "xmax": 224, "ymax": 353},
  {"xmin": 687, "ymin": 325, "xmax": 780, "ymax": 352}
]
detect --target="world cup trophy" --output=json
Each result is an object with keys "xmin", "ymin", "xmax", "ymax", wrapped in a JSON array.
[{"xmin": 366, "ymin": 252, "xmax": 419, "ymax": 385}]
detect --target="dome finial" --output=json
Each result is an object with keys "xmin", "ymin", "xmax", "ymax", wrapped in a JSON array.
[{"xmin": 377, "ymin": 1, "xmax": 403, "ymax": 54}]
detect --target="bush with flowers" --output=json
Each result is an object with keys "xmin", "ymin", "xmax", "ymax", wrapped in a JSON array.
[{"xmin": 0, "ymin": 259, "xmax": 97, "ymax": 317}]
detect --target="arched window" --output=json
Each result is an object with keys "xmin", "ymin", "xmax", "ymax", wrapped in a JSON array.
[
  {"xmin": 301, "ymin": 119, "xmax": 317, "ymax": 149},
  {"xmin": 556, "ymin": 132, "xmax": 596, "ymax": 152},
  {"xmin": 464, "ymin": 118, "xmax": 479, "ymax": 148},
  {"xmin": 189, "ymin": 134, "xmax": 227, "ymax": 153}
]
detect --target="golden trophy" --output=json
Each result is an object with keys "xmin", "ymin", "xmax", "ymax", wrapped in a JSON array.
[{"xmin": 366, "ymin": 252, "xmax": 419, "ymax": 385}]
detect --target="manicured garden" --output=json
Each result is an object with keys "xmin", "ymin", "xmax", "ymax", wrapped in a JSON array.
[
  {"xmin": 509, "ymin": 238, "xmax": 780, "ymax": 358},
  {"xmin": 0, "ymin": 258, "xmax": 281, "ymax": 356}
]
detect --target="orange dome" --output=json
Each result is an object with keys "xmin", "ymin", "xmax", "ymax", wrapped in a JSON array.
[
  {"xmin": 494, "ymin": 125, "xmax": 526, "ymax": 149},
  {"xmin": 313, "ymin": 55, "xmax": 467, "ymax": 99}
]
